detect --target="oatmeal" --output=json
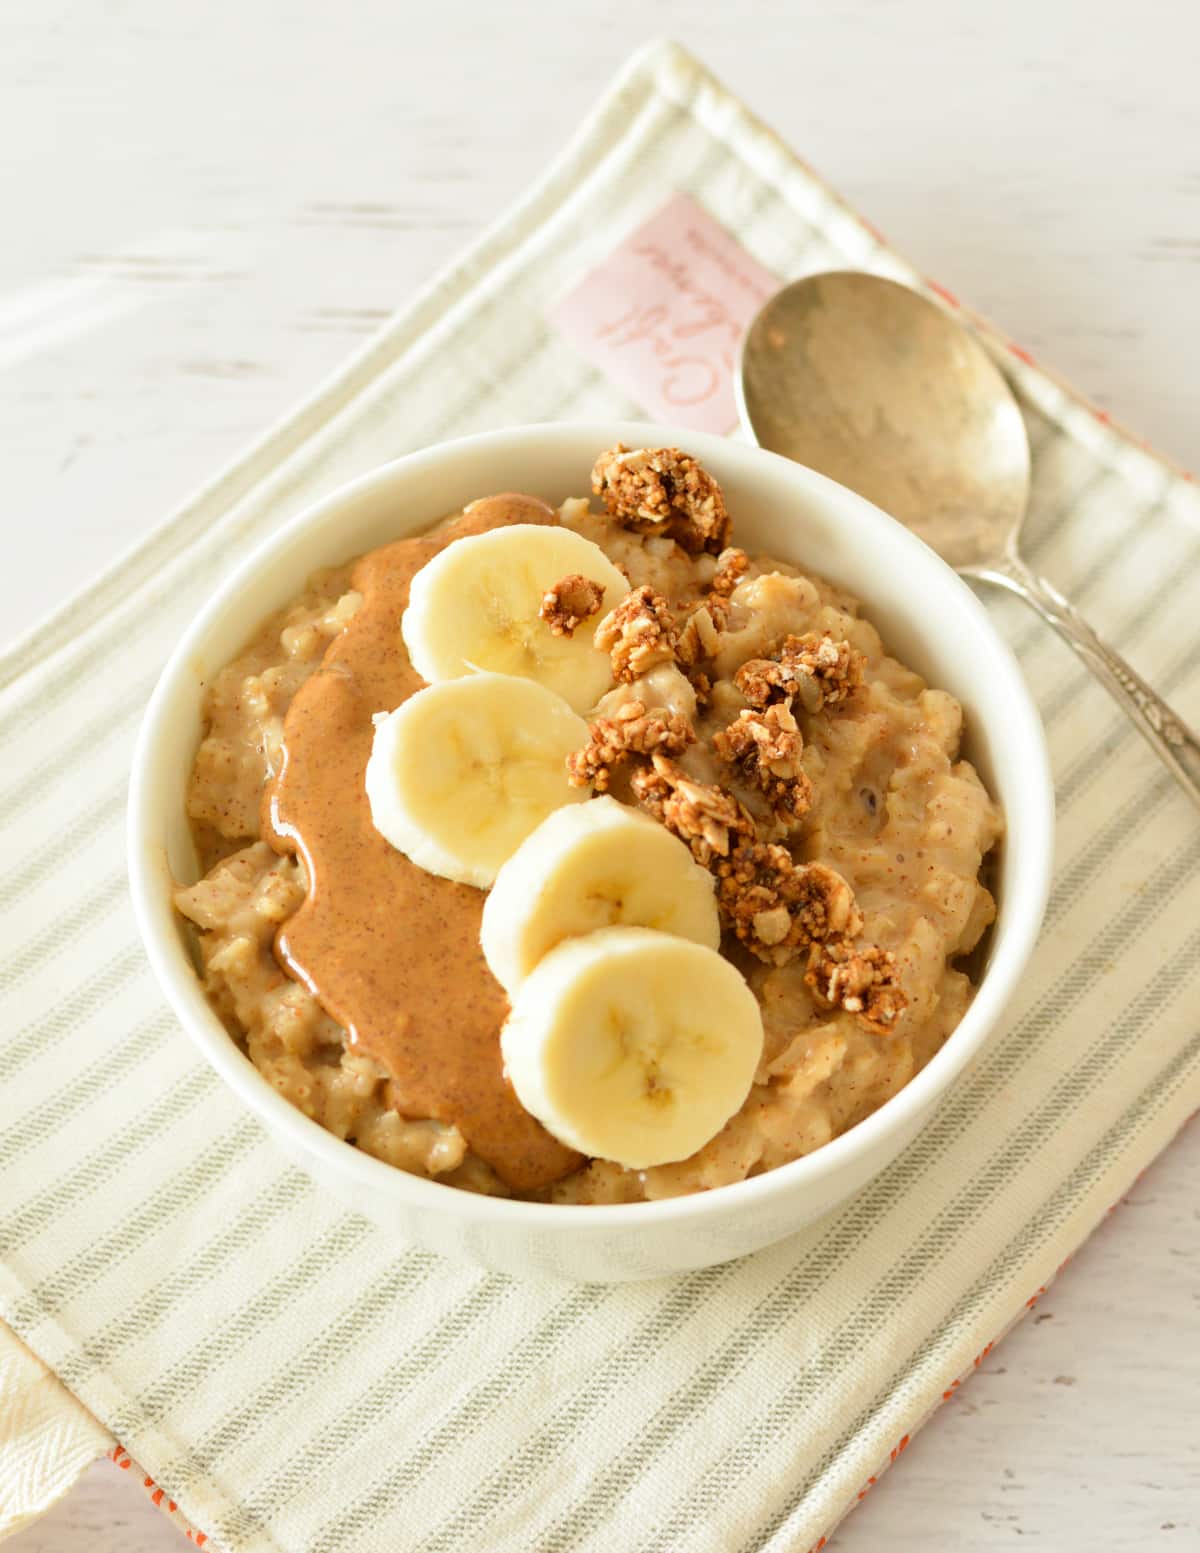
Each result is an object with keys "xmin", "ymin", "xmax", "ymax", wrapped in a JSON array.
[{"xmin": 175, "ymin": 448, "xmax": 1003, "ymax": 1203}]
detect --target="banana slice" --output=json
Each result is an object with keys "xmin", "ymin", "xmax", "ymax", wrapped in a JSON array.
[
  {"xmin": 401, "ymin": 524, "xmax": 629, "ymax": 713},
  {"xmin": 480, "ymin": 796, "xmax": 720, "ymax": 995},
  {"xmin": 501, "ymin": 926, "xmax": 763, "ymax": 1169},
  {"xmin": 365, "ymin": 673, "xmax": 590, "ymax": 888}
]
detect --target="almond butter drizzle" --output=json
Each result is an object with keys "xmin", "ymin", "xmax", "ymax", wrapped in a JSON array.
[{"xmin": 263, "ymin": 494, "xmax": 582, "ymax": 1192}]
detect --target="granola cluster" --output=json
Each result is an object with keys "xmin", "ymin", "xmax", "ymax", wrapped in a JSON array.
[
  {"xmin": 675, "ymin": 598, "xmax": 727, "ymax": 669},
  {"xmin": 736, "ymin": 632, "xmax": 864, "ymax": 715},
  {"xmin": 805, "ymin": 940, "xmax": 906, "ymax": 1035},
  {"xmin": 572, "ymin": 443, "xmax": 906, "ymax": 1032},
  {"xmin": 709, "ymin": 546, "xmax": 749, "ymax": 598},
  {"xmin": 594, "ymin": 586, "xmax": 678, "ymax": 683},
  {"xmin": 640, "ymin": 727, "xmax": 904, "ymax": 1022},
  {"xmin": 712, "ymin": 701, "xmax": 813, "ymax": 824},
  {"xmin": 592, "ymin": 445, "xmax": 732, "ymax": 555},
  {"xmin": 567, "ymin": 702, "xmax": 694, "ymax": 792},
  {"xmin": 539, "ymin": 573, "xmax": 605, "ymax": 638},
  {"xmin": 713, "ymin": 845, "xmax": 863, "ymax": 964},
  {"xmin": 707, "ymin": 828, "xmax": 906, "ymax": 1030},
  {"xmin": 621, "ymin": 711, "xmax": 907, "ymax": 1025},
  {"xmin": 630, "ymin": 754, "xmax": 754, "ymax": 868}
]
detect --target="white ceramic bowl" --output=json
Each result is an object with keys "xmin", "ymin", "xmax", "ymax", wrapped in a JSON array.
[{"xmin": 128, "ymin": 421, "xmax": 1053, "ymax": 1283}]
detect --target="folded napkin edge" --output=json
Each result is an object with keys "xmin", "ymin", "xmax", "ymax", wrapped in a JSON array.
[{"xmin": 0, "ymin": 1320, "xmax": 112, "ymax": 1539}]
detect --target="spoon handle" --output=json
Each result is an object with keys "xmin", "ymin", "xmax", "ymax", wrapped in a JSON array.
[{"xmin": 973, "ymin": 554, "xmax": 1200, "ymax": 813}]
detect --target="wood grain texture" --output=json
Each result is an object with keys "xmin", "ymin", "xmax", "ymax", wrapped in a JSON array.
[{"xmin": 2, "ymin": 0, "xmax": 1197, "ymax": 1547}]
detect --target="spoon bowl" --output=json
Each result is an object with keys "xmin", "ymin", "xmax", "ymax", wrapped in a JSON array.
[
  {"xmin": 737, "ymin": 272, "xmax": 1031, "ymax": 571},
  {"xmin": 738, "ymin": 270, "xmax": 1200, "ymax": 811}
]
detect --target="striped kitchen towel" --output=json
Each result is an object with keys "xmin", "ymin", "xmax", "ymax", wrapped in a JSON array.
[{"xmin": 1, "ymin": 38, "xmax": 1198, "ymax": 1553}]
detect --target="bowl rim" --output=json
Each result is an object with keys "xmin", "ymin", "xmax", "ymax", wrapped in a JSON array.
[{"xmin": 128, "ymin": 420, "xmax": 1055, "ymax": 1231}]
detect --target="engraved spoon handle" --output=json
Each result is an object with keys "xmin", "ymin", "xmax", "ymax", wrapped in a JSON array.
[{"xmin": 970, "ymin": 553, "xmax": 1200, "ymax": 813}]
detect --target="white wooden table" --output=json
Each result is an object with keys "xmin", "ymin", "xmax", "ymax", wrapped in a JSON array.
[{"xmin": 3, "ymin": 2, "xmax": 1197, "ymax": 1547}]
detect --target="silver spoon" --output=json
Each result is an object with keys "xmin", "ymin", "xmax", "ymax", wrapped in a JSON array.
[{"xmin": 737, "ymin": 270, "xmax": 1200, "ymax": 812}]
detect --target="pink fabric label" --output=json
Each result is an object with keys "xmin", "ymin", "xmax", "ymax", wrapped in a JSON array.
[{"xmin": 549, "ymin": 193, "xmax": 779, "ymax": 434}]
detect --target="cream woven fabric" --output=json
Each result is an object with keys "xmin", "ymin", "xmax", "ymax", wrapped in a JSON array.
[
  {"xmin": 0, "ymin": 1329, "xmax": 111, "ymax": 1539},
  {"xmin": 2, "ymin": 39, "xmax": 1197, "ymax": 1553}
]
